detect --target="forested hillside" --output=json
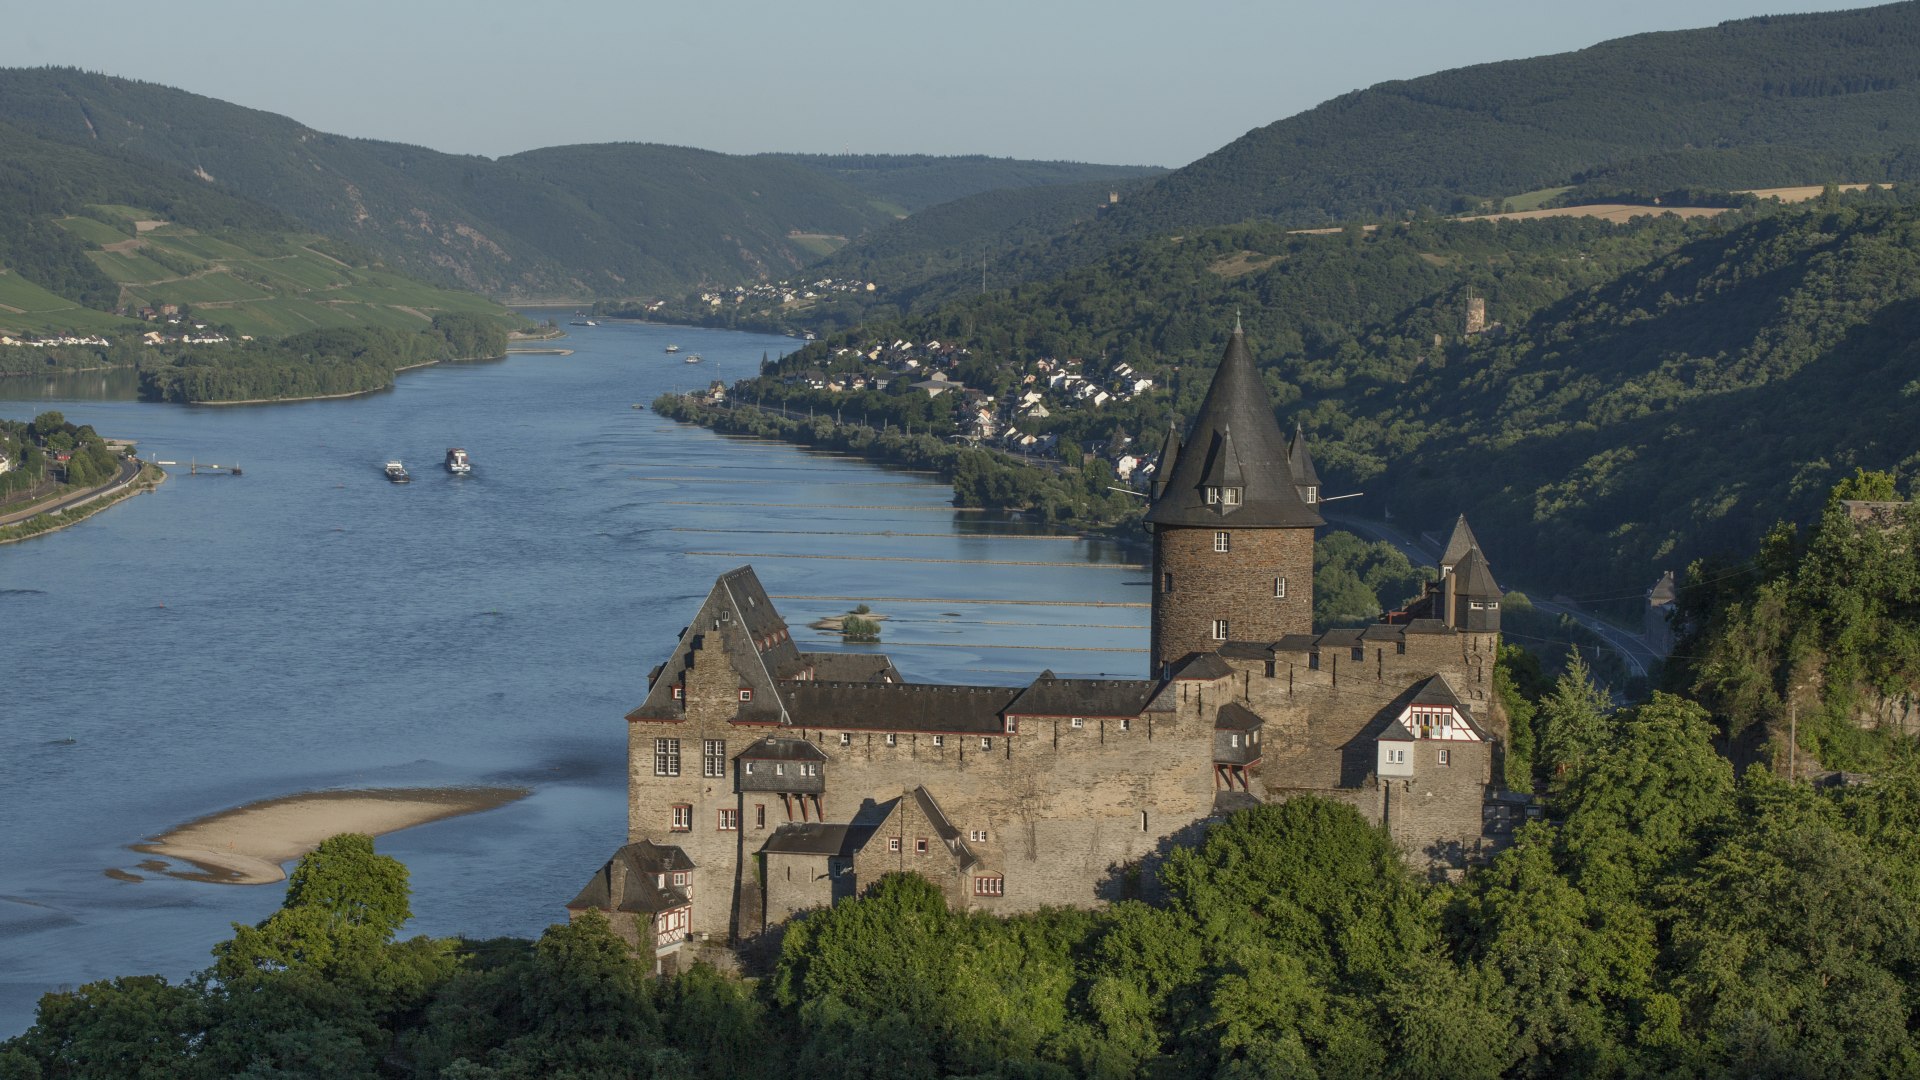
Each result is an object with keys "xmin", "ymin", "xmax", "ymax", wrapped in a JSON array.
[
  {"xmin": 722, "ymin": 189, "xmax": 1920, "ymax": 603},
  {"xmin": 911, "ymin": 2, "xmax": 1920, "ymax": 304},
  {"xmin": 0, "ymin": 70, "xmax": 1156, "ymax": 301}
]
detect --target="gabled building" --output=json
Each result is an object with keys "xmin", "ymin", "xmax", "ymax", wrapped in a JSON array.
[{"xmin": 566, "ymin": 840, "xmax": 696, "ymax": 975}]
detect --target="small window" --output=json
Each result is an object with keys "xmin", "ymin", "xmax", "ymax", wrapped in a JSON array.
[
  {"xmin": 1140, "ymin": 810, "xmax": 1149, "ymax": 832},
  {"xmin": 1470, "ymin": 601, "xmax": 1485, "ymax": 610},
  {"xmin": 888, "ymin": 837, "xmax": 901, "ymax": 853},
  {"xmin": 755, "ymin": 804, "xmax": 766, "ymax": 829},
  {"xmin": 1223, "ymin": 487, "xmax": 1241, "ymax": 506},
  {"xmin": 1274, "ymin": 577, "xmax": 1287, "ymax": 599},
  {"xmin": 703, "ymin": 739, "xmax": 727, "ymax": 779},
  {"xmin": 672, "ymin": 686, "xmax": 684, "ymax": 700},
  {"xmin": 1214, "ymin": 531, "xmax": 1230, "ymax": 553},
  {"xmin": 839, "ymin": 732, "xmax": 851, "ymax": 746},
  {"xmin": 932, "ymin": 735, "xmax": 945, "ymax": 748},
  {"xmin": 885, "ymin": 733, "xmax": 897, "ymax": 747},
  {"xmin": 1352, "ymin": 646, "xmax": 1365, "ymax": 662},
  {"xmin": 1162, "ymin": 572, "xmax": 1173, "ymax": 593},
  {"xmin": 1387, "ymin": 749, "xmax": 1406, "ymax": 764},
  {"xmin": 970, "ymin": 829, "xmax": 988, "ymax": 842},
  {"xmin": 1070, "ymin": 717, "xmax": 1084, "ymax": 729},
  {"xmin": 980, "ymin": 737, "xmax": 993, "ymax": 751},
  {"xmin": 1005, "ymin": 716, "xmax": 1019, "ymax": 734},
  {"xmin": 673, "ymin": 871, "xmax": 688, "ymax": 886},
  {"xmin": 718, "ymin": 808, "xmax": 738, "ymax": 830},
  {"xmin": 1487, "ymin": 602, "xmax": 1500, "ymax": 611},
  {"xmin": 974, "ymin": 876, "xmax": 1004, "ymax": 896},
  {"xmin": 774, "ymin": 763, "xmax": 784, "ymax": 776},
  {"xmin": 1230, "ymin": 733, "xmax": 1242, "ymax": 747},
  {"xmin": 915, "ymin": 838, "xmax": 929, "ymax": 854},
  {"xmin": 654, "ymin": 738, "xmax": 681, "ymax": 777},
  {"xmin": 1438, "ymin": 748, "xmax": 1451, "ymax": 766},
  {"xmin": 1120, "ymin": 718, "xmax": 1132, "ymax": 732},
  {"xmin": 1212, "ymin": 619, "xmax": 1230, "ymax": 641},
  {"xmin": 1305, "ymin": 486, "xmax": 1318, "ymax": 504},
  {"xmin": 739, "ymin": 688, "xmax": 753, "ymax": 701},
  {"xmin": 671, "ymin": 805, "xmax": 692, "ymax": 831},
  {"xmin": 1205, "ymin": 486, "xmax": 1221, "ymax": 505}
]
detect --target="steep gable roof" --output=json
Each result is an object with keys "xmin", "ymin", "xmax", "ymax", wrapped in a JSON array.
[
  {"xmin": 1145, "ymin": 324, "xmax": 1323, "ymax": 530},
  {"xmin": 1450, "ymin": 546, "xmax": 1501, "ymax": 600},
  {"xmin": 567, "ymin": 840, "xmax": 695, "ymax": 915},
  {"xmin": 1287, "ymin": 424, "xmax": 1321, "ymax": 491},
  {"xmin": 628, "ymin": 567, "xmax": 793, "ymax": 725}
]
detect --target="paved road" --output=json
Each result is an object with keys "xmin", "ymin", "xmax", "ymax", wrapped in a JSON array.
[
  {"xmin": 0, "ymin": 457, "xmax": 143, "ymax": 527},
  {"xmin": 1322, "ymin": 509, "xmax": 1660, "ymax": 679}
]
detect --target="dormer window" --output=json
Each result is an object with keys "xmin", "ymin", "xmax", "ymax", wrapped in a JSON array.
[
  {"xmin": 1223, "ymin": 487, "xmax": 1242, "ymax": 506},
  {"xmin": 1304, "ymin": 486, "xmax": 1319, "ymax": 504},
  {"xmin": 1205, "ymin": 486, "xmax": 1220, "ymax": 505},
  {"xmin": 739, "ymin": 689, "xmax": 753, "ymax": 701}
]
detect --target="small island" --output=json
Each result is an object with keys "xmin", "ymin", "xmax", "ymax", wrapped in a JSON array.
[{"xmin": 809, "ymin": 603, "xmax": 887, "ymax": 641}]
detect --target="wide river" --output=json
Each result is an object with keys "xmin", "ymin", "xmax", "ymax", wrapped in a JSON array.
[{"xmin": 0, "ymin": 319, "xmax": 1146, "ymax": 1034}]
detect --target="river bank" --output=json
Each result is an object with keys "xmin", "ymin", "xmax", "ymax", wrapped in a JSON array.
[
  {"xmin": 653, "ymin": 394, "xmax": 1146, "ymax": 538},
  {"xmin": 0, "ymin": 460, "xmax": 165, "ymax": 545}
]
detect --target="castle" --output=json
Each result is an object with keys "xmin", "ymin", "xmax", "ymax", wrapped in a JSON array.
[{"xmin": 571, "ymin": 323, "xmax": 1519, "ymax": 971}]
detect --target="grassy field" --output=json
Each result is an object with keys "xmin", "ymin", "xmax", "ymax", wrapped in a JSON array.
[
  {"xmin": 7, "ymin": 209, "xmax": 519, "ymax": 337},
  {"xmin": 1502, "ymin": 186, "xmax": 1573, "ymax": 212},
  {"xmin": 0, "ymin": 271, "xmax": 143, "ymax": 334}
]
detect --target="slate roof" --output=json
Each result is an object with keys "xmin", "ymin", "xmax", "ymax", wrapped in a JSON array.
[
  {"xmin": 909, "ymin": 786, "xmax": 979, "ymax": 871},
  {"xmin": 1218, "ymin": 641, "xmax": 1277, "ymax": 661},
  {"xmin": 1005, "ymin": 670, "xmax": 1157, "ymax": 718},
  {"xmin": 1215, "ymin": 702, "xmax": 1265, "ymax": 730},
  {"xmin": 1169, "ymin": 653, "xmax": 1235, "ymax": 681},
  {"xmin": 759, "ymin": 823, "xmax": 852, "ymax": 856},
  {"xmin": 1213, "ymin": 791, "xmax": 1264, "ymax": 815},
  {"xmin": 1408, "ymin": 674, "xmax": 1464, "ymax": 710},
  {"xmin": 784, "ymin": 681, "xmax": 1021, "ymax": 734},
  {"xmin": 567, "ymin": 840, "xmax": 694, "ymax": 916},
  {"xmin": 791, "ymin": 651, "xmax": 901, "ymax": 683},
  {"xmin": 1145, "ymin": 324, "xmax": 1324, "ymax": 530},
  {"xmin": 739, "ymin": 736, "xmax": 829, "ymax": 762},
  {"xmin": 1439, "ymin": 515, "xmax": 1484, "ymax": 569},
  {"xmin": 1287, "ymin": 424, "xmax": 1321, "ymax": 490},
  {"xmin": 628, "ymin": 567, "xmax": 793, "ymax": 725},
  {"xmin": 1450, "ymin": 546, "xmax": 1501, "ymax": 599},
  {"xmin": 1378, "ymin": 719, "xmax": 1416, "ymax": 742}
]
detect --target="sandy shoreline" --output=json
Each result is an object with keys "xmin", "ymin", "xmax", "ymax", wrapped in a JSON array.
[{"xmin": 130, "ymin": 786, "xmax": 530, "ymax": 885}]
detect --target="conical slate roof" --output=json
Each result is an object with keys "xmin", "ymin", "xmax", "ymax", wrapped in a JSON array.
[
  {"xmin": 1146, "ymin": 326, "xmax": 1323, "ymax": 529},
  {"xmin": 1440, "ymin": 514, "xmax": 1483, "ymax": 569},
  {"xmin": 1287, "ymin": 424, "xmax": 1321, "ymax": 490}
]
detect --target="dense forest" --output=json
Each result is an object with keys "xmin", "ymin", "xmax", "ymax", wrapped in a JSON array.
[
  {"xmin": 135, "ymin": 315, "xmax": 507, "ymax": 403},
  {"xmin": 0, "ymin": 411, "xmax": 119, "ymax": 499},
  {"xmin": 759, "ymin": 154, "xmax": 1165, "ymax": 214}
]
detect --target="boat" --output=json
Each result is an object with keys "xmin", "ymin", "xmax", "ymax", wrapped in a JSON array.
[
  {"xmin": 384, "ymin": 460, "xmax": 410, "ymax": 483},
  {"xmin": 444, "ymin": 448, "xmax": 472, "ymax": 474},
  {"xmin": 569, "ymin": 319, "xmax": 590, "ymax": 326},
  {"xmin": 684, "ymin": 353, "xmax": 703, "ymax": 364},
  {"xmin": 664, "ymin": 344, "xmax": 680, "ymax": 353}
]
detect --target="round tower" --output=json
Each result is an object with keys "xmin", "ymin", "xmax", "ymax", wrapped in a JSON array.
[{"xmin": 1146, "ymin": 323, "xmax": 1322, "ymax": 676}]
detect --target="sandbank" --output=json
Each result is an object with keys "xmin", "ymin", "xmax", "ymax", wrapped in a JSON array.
[{"xmin": 131, "ymin": 786, "xmax": 529, "ymax": 885}]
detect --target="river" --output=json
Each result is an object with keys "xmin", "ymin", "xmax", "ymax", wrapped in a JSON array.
[{"xmin": 0, "ymin": 318, "xmax": 1147, "ymax": 1034}]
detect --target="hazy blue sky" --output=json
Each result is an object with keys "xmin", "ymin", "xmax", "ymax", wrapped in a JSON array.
[{"xmin": 2, "ymin": 0, "xmax": 1879, "ymax": 166}]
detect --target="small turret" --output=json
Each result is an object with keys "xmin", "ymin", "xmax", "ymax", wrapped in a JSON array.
[
  {"xmin": 1286, "ymin": 424, "xmax": 1321, "ymax": 507},
  {"xmin": 1439, "ymin": 514, "xmax": 1483, "ymax": 576}
]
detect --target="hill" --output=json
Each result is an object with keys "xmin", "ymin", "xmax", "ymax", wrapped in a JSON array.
[
  {"xmin": 0, "ymin": 69, "xmax": 1158, "ymax": 301},
  {"xmin": 0, "ymin": 120, "xmax": 516, "ymax": 339},
  {"xmin": 718, "ymin": 187, "xmax": 1920, "ymax": 604},
  {"xmin": 885, "ymin": 2, "xmax": 1920, "ymax": 305}
]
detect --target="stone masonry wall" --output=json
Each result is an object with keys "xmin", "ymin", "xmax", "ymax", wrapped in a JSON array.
[{"xmin": 1152, "ymin": 525, "xmax": 1315, "ymax": 675}]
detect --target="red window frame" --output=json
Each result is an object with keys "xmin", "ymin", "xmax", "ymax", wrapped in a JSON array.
[{"xmin": 718, "ymin": 808, "xmax": 738, "ymax": 830}]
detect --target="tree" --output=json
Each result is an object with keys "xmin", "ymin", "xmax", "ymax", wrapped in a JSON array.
[{"xmin": 1536, "ymin": 652, "xmax": 1613, "ymax": 791}]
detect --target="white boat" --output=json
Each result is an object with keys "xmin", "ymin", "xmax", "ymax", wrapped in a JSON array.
[
  {"xmin": 445, "ymin": 447, "xmax": 472, "ymax": 474},
  {"xmin": 384, "ymin": 460, "xmax": 410, "ymax": 483},
  {"xmin": 684, "ymin": 354, "xmax": 703, "ymax": 364},
  {"xmin": 664, "ymin": 344, "xmax": 680, "ymax": 353}
]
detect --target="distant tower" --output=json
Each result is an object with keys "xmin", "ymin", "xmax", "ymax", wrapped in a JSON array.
[
  {"xmin": 1146, "ymin": 322, "xmax": 1322, "ymax": 675},
  {"xmin": 1465, "ymin": 292, "xmax": 1488, "ymax": 336}
]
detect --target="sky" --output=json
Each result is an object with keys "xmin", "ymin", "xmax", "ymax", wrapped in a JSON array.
[{"xmin": 1, "ymin": 0, "xmax": 1882, "ymax": 167}]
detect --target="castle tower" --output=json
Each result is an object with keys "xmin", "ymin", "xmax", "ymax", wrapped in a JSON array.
[{"xmin": 1146, "ymin": 322, "xmax": 1322, "ymax": 675}]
